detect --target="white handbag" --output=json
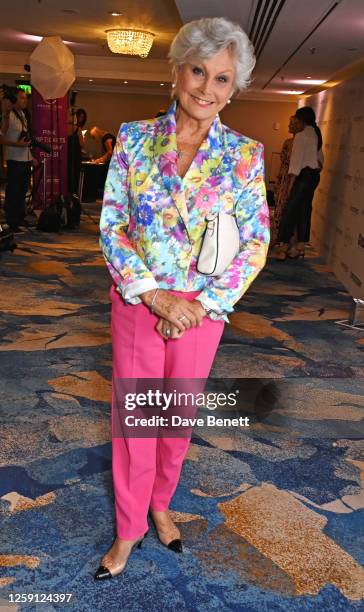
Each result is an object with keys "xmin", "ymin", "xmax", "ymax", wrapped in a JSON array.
[{"xmin": 196, "ymin": 212, "xmax": 240, "ymax": 276}]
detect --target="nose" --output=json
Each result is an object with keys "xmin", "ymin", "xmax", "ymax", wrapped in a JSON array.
[{"xmin": 198, "ymin": 75, "xmax": 213, "ymax": 97}]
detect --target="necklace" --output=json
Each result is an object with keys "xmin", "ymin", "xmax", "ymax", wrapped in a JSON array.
[{"xmin": 177, "ymin": 141, "xmax": 199, "ymax": 160}]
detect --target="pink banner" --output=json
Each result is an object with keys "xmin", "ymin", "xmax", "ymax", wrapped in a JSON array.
[{"xmin": 31, "ymin": 88, "xmax": 68, "ymax": 209}]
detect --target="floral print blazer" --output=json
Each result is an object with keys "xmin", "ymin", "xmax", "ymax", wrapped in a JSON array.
[{"xmin": 100, "ymin": 100, "xmax": 270, "ymax": 322}]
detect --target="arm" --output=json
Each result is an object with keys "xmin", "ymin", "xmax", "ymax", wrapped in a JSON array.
[
  {"xmin": 99, "ymin": 124, "xmax": 158, "ymax": 303},
  {"xmin": 287, "ymin": 131, "xmax": 304, "ymax": 178},
  {"xmin": 0, "ymin": 133, "xmax": 29, "ymax": 147},
  {"xmin": 78, "ymin": 128, "xmax": 85, "ymax": 149},
  {"xmin": 195, "ymin": 142, "xmax": 270, "ymax": 322},
  {"xmin": 285, "ymin": 132, "xmax": 305, "ymax": 196},
  {"xmin": 94, "ymin": 138, "xmax": 114, "ymax": 164},
  {"xmin": 317, "ymin": 148, "xmax": 324, "ymax": 171}
]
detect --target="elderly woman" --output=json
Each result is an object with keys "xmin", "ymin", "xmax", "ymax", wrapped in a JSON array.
[{"xmin": 96, "ymin": 17, "xmax": 270, "ymax": 580}]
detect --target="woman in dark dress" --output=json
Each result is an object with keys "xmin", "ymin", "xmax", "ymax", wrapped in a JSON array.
[{"xmin": 67, "ymin": 108, "xmax": 87, "ymax": 195}]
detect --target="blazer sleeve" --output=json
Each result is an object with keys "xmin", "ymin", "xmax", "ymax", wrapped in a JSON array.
[
  {"xmin": 196, "ymin": 142, "xmax": 270, "ymax": 322},
  {"xmin": 99, "ymin": 123, "xmax": 158, "ymax": 303}
]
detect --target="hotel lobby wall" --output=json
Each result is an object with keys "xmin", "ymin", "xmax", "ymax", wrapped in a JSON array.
[
  {"xmin": 221, "ymin": 99, "xmax": 297, "ymax": 183},
  {"xmin": 75, "ymin": 90, "xmax": 296, "ymax": 182},
  {"xmin": 304, "ymin": 72, "xmax": 364, "ymax": 299}
]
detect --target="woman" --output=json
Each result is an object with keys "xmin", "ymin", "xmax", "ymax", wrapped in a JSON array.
[
  {"xmin": 96, "ymin": 17, "xmax": 270, "ymax": 580},
  {"xmin": 271, "ymin": 115, "xmax": 303, "ymax": 245},
  {"xmin": 275, "ymin": 106, "xmax": 323, "ymax": 260},
  {"xmin": 67, "ymin": 108, "xmax": 87, "ymax": 196}
]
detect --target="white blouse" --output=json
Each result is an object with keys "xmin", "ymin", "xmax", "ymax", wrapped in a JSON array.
[
  {"xmin": 288, "ymin": 125, "xmax": 320, "ymax": 176},
  {"xmin": 4, "ymin": 110, "xmax": 32, "ymax": 162}
]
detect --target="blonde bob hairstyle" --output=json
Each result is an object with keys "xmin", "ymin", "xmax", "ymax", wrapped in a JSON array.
[{"xmin": 168, "ymin": 17, "xmax": 256, "ymax": 95}]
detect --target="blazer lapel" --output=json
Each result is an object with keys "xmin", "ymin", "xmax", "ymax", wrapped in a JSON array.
[
  {"xmin": 154, "ymin": 102, "xmax": 190, "ymax": 234},
  {"xmin": 184, "ymin": 111, "xmax": 225, "ymax": 186},
  {"xmin": 183, "ymin": 111, "xmax": 227, "ymax": 224},
  {"xmin": 154, "ymin": 101, "xmax": 226, "ymax": 240}
]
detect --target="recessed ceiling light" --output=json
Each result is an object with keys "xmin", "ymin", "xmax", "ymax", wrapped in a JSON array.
[
  {"xmin": 109, "ymin": 11, "xmax": 122, "ymax": 16},
  {"xmin": 305, "ymin": 76, "xmax": 312, "ymax": 79},
  {"xmin": 62, "ymin": 8, "xmax": 80, "ymax": 14},
  {"xmin": 20, "ymin": 75, "xmax": 25, "ymax": 78},
  {"xmin": 160, "ymin": 83, "xmax": 165, "ymax": 86},
  {"xmin": 89, "ymin": 79, "xmax": 93, "ymax": 82},
  {"xmin": 123, "ymin": 80, "xmax": 128, "ymax": 84}
]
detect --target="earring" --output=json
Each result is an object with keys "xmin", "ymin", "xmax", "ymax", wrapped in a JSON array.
[
  {"xmin": 227, "ymin": 99, "xmax": 231, "ymax": 104},
  {"xmin": 171, "ymin": 83, "xmax": 176, "ymax": 89}
]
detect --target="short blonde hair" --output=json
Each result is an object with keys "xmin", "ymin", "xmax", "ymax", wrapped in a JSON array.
[{"xmin": 168, "ymin": 17, "xmax": 256, "ymax": 93}]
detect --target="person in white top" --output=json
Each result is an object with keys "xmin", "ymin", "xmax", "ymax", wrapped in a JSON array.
[
  {"xmin": 275, "ymin": 106, "xmax": 323, "ymax": 260},
  {"xmin": 0, "ymin": 88, "xmax": 33, "ymax": 231}
]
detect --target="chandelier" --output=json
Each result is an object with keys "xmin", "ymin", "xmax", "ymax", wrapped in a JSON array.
[{"xmin": 106, "ymin": 28, "xmax": 155, "ymax": 58}]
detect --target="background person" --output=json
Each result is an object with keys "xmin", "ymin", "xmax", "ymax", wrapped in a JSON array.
[
  {"xmin": 96, "ymin": 16, "xmax": 270, "ymax": 581},
  {"xmin": 275, "ymin": 106, "xmax": 323, "ymax": 261},
  {"xmin": 0, "ymin": 89, "xmax": 32, "ymax": 232},
  {"xmin": 76, "ymin": 107, "xmax": 87, "ymax": 130},
  {"xmin": 67, "ymin": 107, "xmax": 88, "ymax": 195},
  {"xmin": 89, "ymin": 126, "xmax": 116, "ymax": 165},
  {"xmin": 271, "ymin": 115, "xmax": 303, "ymax": 245},
  {"xmin": 76, "ymin": 108, "xmax": 87, "ymax": 157}
]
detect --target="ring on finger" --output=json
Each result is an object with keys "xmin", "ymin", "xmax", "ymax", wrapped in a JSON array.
[
  {"xmin": 178, "ymin": 315, "xmax": 187, "ymax": 322},
  {"xmin": 165, "ymin": 328, "xmax": 172, "ymax": 336}
]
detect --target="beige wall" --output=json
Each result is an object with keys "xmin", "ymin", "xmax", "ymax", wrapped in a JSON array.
[
  {"xmin": 305, "ymin": 73, "xmax": 364, "ymax": 299},
  {"xmin": 221, "ymin": 99, "xmax": 297, "ymax": 182},
  {"xmin": 76, "ymin": 90, "xmax": 296, "ymax": 182}
]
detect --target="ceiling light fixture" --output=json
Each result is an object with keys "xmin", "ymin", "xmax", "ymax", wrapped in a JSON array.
[
  {"xmin": 109, "ymin": 11, "xmax": 122, "ymax": 16},
  {"xmin": 160, "ymin": 83, "xmax": 164, "ymax": 86},
  {"xmin": 275, "ymin": 90, "xmax": 304, "ymax": 95},
  {"xmin": 106, "ymin": 28, "xmax": 155, "ymax": 57},
  {"xmin": 89, "ymin": 79, "xmax": 93, "ymax": 82},
  {"xmin": 123, "ymin": 80, "xmax": 128, "ymax": 84},
  {"xmin": 293, "ymin": 79, "xmax": 326, "ymax": 86}
]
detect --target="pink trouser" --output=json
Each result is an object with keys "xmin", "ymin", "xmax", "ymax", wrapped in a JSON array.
[{"xmin": 110, "ymin": 285, "xmax": 224, "ymax": 539}]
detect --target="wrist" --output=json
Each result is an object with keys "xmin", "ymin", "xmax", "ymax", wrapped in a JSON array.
[
  {"xmin": 140, "ymin": 289, "xmax": 158, "ymax": 307},
  {"xmin": 197, "ymin": 301, "xmax": 211, "ymax": 316}
]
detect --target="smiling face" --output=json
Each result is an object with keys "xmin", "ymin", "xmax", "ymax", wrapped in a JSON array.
[{"xmin": 175, "ymin": 47, "xmax": 236, "ymax": 122}]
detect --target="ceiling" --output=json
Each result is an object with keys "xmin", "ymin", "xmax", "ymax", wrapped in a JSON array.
[
  {"xmin": 0, "ymin": 0, "xmax": 363, "ymax": 100},
  {"xmin": 0, "ymin": 0, "xmax": 181, "ymax": 58}
]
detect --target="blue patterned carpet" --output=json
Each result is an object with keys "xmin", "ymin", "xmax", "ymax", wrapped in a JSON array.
[{"xmin": 0, "ymin": 208, "xmax": 363, "ymax": 611}]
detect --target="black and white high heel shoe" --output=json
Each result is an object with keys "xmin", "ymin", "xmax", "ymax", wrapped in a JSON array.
[
  {"xmin": 94, "ymin": 532, "xmax": 148, "ymax": 581},
  {"xmin": 149, "ymin": 510, "xmax": 183, "ymax": 553}
]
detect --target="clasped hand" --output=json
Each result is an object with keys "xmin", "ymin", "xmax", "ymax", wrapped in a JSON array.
[{"xmin": 141, "ymin": 289, "xmax": 206, "ymax": 340}]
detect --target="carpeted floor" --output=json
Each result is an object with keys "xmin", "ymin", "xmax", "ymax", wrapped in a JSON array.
[{"xmin": 0, "ymin": 208, "xmax": 363, "ymax": 611}]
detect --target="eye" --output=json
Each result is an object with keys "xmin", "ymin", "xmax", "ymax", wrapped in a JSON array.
[
  {"xmin": 217, "ymin": 75, "xmax": 228, "ymax": 83},
  {"xmin": 192, "ymin": 66, "xmax": 204, "ymax": 76}
]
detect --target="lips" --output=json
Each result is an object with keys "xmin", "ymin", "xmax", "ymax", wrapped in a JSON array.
[{"xmin": 191, "ymin": 95, "xmax": 214, "ymax": 106}]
